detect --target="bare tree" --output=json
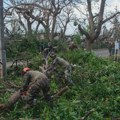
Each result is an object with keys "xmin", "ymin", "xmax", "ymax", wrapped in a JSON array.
[
  {"xmin": 77, "ymin": 0, "xmax": 120, "ymax": 50},
  {"xmin": 57, "ymin": 6, "xmax": 75, "ymax": 39},
  {"xmin": 4, "ymin": 0, "xmax": 36, "ymax": 34},
  {"xmin": 4, "ymin": 0, "xmax": 72, "ymax": 40}
]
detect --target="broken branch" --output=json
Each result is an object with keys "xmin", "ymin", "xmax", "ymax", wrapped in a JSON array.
[
  {"xmin": 51, "ymin": 86, "xmax": 69, "ymax": 99},
  {"xmin": 80, "ymin": 108, "xmax": 95, "ymax": 120}
]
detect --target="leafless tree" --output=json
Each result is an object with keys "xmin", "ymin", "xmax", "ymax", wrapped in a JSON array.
[
  {"xmin": 77, "ymin": 0, "xmax": 120, "ymax": 51},
  {"xmin": 4, "ymin": 0, "xmax": 37, "ymax": 35},
  {"xmin": 4, "ymin": 0, "xmax": 73, "ymax": 40},
  {"xmin": 57, "ymin": 5, "xmax": 75, "ymax": 39}
]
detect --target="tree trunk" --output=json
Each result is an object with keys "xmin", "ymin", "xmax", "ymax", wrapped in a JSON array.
[
  {"xmin": 50, "ymin": 16, "xmax": 56, "ymax": 40},
  {"xmin": 44, "ymin": 26, "xmax": 50, "ymax": 40},
  {"xmin": 27, "ymin": 20, "xmax": 32, "ymax": 34},
  {"xmin": 86, "ymin": 40, "xmax": 93, "ymax": 51}
]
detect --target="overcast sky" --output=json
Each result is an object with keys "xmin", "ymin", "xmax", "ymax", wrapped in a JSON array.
[
  {"xmin": 66, "ymin": 0, "xmax": 120, "ymax": 35},
  {"xmin": 106, "ymin": 0, "xmax": 120, "ymax": 11},
  {"xmin": 3, "ymin": 0, "xmax": 120, "ymax": 35}
]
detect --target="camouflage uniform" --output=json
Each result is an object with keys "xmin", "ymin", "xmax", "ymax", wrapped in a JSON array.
[
  {"xmin": 47, "ymin": 56, "xmax": 73, "ymax": 87},
  {"xmin": 0, "ymin": 70, "xmax": 51, "ymax": 110},
  {"xmin": 21, "ymin": 70, "xmax": 51, "ymax": 106},
  {"xmin": 68, "ymin": 41, "xmax": 78, "ymax": 50}
]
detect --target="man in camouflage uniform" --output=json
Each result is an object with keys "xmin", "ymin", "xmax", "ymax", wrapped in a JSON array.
[
  {"xmin": 68, "ymin": 41, "xmax": 78, "ymax": 50},
  {"xmin": 46, "ymin": 52, "xmax": 73, "ymax": 87},
  {"xmin": 0, "ymin": 67, "xmax": 51, "ymax": 110},
  {"xmin": 42, "ymin": 42, "xmax": 57, "ymax": 59},
  {"xmin": 21, "ymin": 67, "xmax": 51, "ymax": 108}
]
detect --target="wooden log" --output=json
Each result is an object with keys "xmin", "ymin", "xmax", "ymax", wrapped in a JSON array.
[
  {"xmin": 0, "ymin": 90, "xmax": 21, "ymax": 110},
  {"xmin": 51, "ymin": 86, "xmax": 69, "ymax": 99}
]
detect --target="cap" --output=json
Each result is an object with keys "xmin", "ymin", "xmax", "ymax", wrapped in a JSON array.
[{"xmin": 23, "ymin": 67, "xmax": 30, "ymax": 72}]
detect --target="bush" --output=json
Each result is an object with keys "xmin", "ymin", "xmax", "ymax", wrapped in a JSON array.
[{"xmin": 1, "ymin": 46, "xmax": 120, "ymax": 119}]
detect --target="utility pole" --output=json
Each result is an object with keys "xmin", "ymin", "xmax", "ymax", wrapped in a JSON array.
[{"xmin": 0, "ymin": 0, "xmax": 6, "ymax": 78}]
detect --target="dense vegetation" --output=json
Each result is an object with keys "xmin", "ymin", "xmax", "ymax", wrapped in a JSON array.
[{"xmin": 0, "ymin": 37, "xmax": 120, "ymax": 120}]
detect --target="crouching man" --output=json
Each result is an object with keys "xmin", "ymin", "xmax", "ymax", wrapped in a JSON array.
[{"xmin": 0, "ymin": 67, "xmax": 51, "ymax": 110}]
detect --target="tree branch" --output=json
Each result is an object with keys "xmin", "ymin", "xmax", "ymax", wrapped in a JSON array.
[
  {"xmin": 51, "ymin": 86, "xmax": 69, "ymax": 99},
  {"xmin": 80, "ymin": 108, "xmax": 95, "ymax": 120},
  {"xmin": 78, "ymin": 24, "xmax": 90, "ymax": 39},
  {"xmin": 102, "ymin": 12, "xmax": 120, "ymax": 24},
  {"xmin": 87, "ymin": 0, "xmax": 95, "ymax": 33},
  {"xmin": 95, "ymin": 0, "xmax": 106, "ymax": 40}
]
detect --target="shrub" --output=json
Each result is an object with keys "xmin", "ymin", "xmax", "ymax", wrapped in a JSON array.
[{"xmin": 1, "ymin": 45, "xmax": 120, "ymax": 120}]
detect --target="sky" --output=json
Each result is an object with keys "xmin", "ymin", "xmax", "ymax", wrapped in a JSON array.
[
  {"xmin": 66, "ymin": 0, "xmax": 120, "ymax": 35},
  {"xmin": 3, "ymin": 0, "xmax": 120, "ymax": 35},
  {"xmin": 106, "ymin": 0, "xmax": 120, "ymax": 12}
]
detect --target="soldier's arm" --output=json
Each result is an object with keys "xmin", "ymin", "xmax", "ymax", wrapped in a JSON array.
[{"xmin": 20, "ymin": 73, "xmax": 31, "ymax": 92}]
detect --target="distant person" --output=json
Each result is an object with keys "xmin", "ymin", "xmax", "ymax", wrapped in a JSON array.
[
  {"xmin": 42, "ymin": 42, "xmax": 57, "ymax": 58},
  {"xmin": 68, "ymin": 41, "xmax": 78, "ymax": 50},
  {"xmin": 114, "ymin": 40, "xmax": 119, "ymax": 61},
  {"xmin": 107, "ymin": 41, "xmax": 114, "ymax": 56}
]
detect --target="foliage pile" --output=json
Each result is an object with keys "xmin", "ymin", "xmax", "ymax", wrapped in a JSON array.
[
  {"xmin": 0, "ymin": 49, "xmax": 120, "ymax": 120},
  {"xmin": 6, "ymin": 35, "xmax": 68, "ymax": 61},
  {"xmin": 6, "ymin": 35, "xmax": 40, "ymax": 59}
]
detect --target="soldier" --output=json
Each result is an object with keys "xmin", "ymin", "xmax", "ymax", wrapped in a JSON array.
[
  {"xmin": 46, "ymin": 52, "xmax": 73, "ymax": 87},
  {"xmin": 42, "ymin": 42, "xmax": 57, "ymax": 59},
  {"xmin": 68, "ymin": 41, "xmax": 78, "ymax": 50},
  {"xmin": 107, "ymin": 41, "xmax": 114, "ymax": 56},
  {"xmin": 20, "ymin": 67, "xmax": 51, "ymax": 108},
  {"xmin": 0, "ymin": 67, "xmax": 51, "ymax": 110}
]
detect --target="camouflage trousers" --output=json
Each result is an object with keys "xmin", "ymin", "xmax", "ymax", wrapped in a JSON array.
[{"xmin": 55, "ymin": 65, "xmax": 73, "ymax": 88}]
